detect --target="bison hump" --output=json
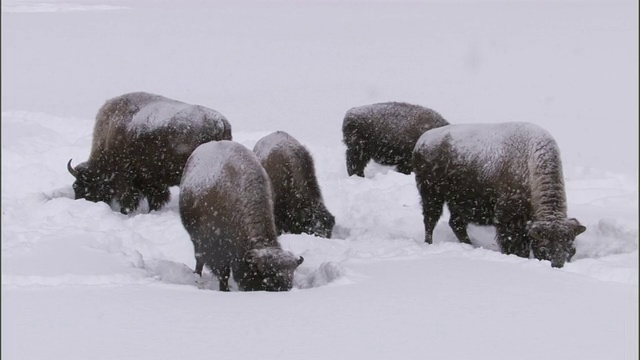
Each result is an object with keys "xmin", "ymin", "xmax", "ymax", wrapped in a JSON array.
[
  {"xmin": 180, "ymin": 140, "xmax": 266, "ymax": 196},
  {"xmin": 128, "ymin": 101, "xmax": 226, "ymax": 134},
  {"xmin": 253, "ymin": 131, "xmax": 301, "ymax": 160}
]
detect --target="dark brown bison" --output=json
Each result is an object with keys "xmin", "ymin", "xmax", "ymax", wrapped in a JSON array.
[
  {"xmin": 342, "ymin": 102, "xmax": 449, "ymax": 177},
  {"xmin": 253, "ymin": 131, "xmax": 335, "ymax": 238},
  {"xmin": 179, "ymin": 140, "xmax": 304, "ymax": 292},
  {"xmin": 412, "ymin": 122, "xmax": 586, "ymax": 268},
  {"xmin": 67, "ymin": 92, "xmax": 232, "ymax": 214}
]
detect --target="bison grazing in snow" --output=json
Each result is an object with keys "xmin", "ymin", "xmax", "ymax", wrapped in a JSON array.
[
  {"xmin": 179, "ymin": 140, "xmax": 304, "ymax": 292},
  {"xmin": 253, "ymin": 131, "xmax": 335, "ymax": 238},
  {"xmin": 412, "ymin": 122, "xmax": 586, "ymax": 268},
  {"xmin": 67, "ymin": 92, "xmax": 232, "ymax": 214},
  {"xmin": 342, "ymin": 102, "xmax": 449, "ymax": 177}
]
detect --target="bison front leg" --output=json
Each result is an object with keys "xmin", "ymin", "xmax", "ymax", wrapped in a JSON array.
[
  {"xmin": 395, "ymin": 159, "xmax": 414, "ymax": 175},
  {"xmin": 346, "ymin": 145, "xmax": 368, "ymax": 177},
  {"xmin": 448, "ymin": 211, "xmax": 472, "ymax": 244},
  {"xmin": 118, "ymin": 188, "xmax": 143, "ymax": 214},
  {"xmin": 212, "ymin": 265, "xmax": 231, "ymax": 292},
  {"xmin": 495, "ymin": 195, "xmax": 531, "ymax": 258},
  {"xmin": 496, "ymin": 224, "xmax": 530, "ymax": 258},
  {"xmin": 272, "ymin": 203, "xmax": 289, "ymax": 236},
  {"xmin": 145, "ymin": 186, "xmax": 171, "ymax": 212}
]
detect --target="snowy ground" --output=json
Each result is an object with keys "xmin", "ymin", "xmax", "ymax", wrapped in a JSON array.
[{"xmin": 2, "ymin": 1, "xmax": 638, "ymax": 359}]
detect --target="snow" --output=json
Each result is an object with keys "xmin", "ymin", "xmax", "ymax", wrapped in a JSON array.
[
  {"xmin": 2, "ymin": 1, "xmax": 638, "ymax": 360},
  {"xmin": 253, "ymin": 131, "xmax": 300, "ymax": 160},
  {"xmin": 414, "ymin": 122, "xmax": 559, "ymax": 185},
  {"xmin": 113, "ymin": 92, "xmax": 228, "ymax": 134},
  {"xmin": 416, "ymin": 121, "xmax": 550, "ymax": 157},
  {"xmin": 179, "ymin": 140, "xmax": 240, "ymax": 195},
  {"xmin": 129, "ymin": 99, "xmax": 194, "ymax": 132}
]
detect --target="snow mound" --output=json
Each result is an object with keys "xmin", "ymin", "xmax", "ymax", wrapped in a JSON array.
[
  {"xmin": 295, "ymin": 262, "xmax": 349, "ymax": 289},
  {"xmin": 142, "ymin": 259, "xmax": 200, "ymax": 286},
  {"xmin": 573, "ymin": 218, "xmax": 638, "ymax": 259}
]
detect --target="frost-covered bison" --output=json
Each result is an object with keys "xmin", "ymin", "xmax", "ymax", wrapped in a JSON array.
[
  {"xmin": 179, "ymin": 140, "xmax": 304, "ymax": 292},
  {"xmin": 67, "ymin": 92, "xmax": 232, "ymax": 214},
  {"xmin": 253, "ymin": 131, "xmax": 335, "ymax": 238},
  {"xmin": 412, "ymin": 122, "xmax": 586, "ymax": 268},
  {"xmin": 342, "ymin": 102, "xmax": 449, "ymax": 176}
]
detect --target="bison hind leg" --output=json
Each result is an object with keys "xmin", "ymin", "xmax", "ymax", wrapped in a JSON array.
[
  {"xmin": 414, "ymin": 175, "xmax": 445, "ymax": 244},
  {"xmin": 194, "ymin": 255, "xmax": 205, "ymax": 276},
  {"xmin": 146, "ymin": 186, "xmax": 171, "ymax": 212}
]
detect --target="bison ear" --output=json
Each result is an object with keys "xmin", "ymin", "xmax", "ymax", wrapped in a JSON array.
[{"xmin": 567, "ymin": 218, "xmax": 586, "ymax": 235}]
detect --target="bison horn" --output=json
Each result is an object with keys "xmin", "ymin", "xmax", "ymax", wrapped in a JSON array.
[
  {"xmin": 67, "ymin": 159, "xmax": 79, "ymax": 178},
  {"xmin": 297, "ymin": 256, "xmax": 304, "ymax": 266}
]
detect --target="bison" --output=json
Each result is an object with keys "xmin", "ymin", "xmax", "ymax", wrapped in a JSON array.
[
  {"xmin": 412, "ymin": 122, "xmax": 586, "ymax": 268},
  {"xmin": 253, "ymin": 131, "xmax": 335, "ymax": 238},
  {"xmin": 67, "ymin": 92, "xmax": 232, "ymax": 214},
  {"xmin": 342, "ymin": 102, "xmax": 449, "ymax": 177},
  {"xmin": 179, "ymin": 140, "xmax": 304, "ymax": 292}
]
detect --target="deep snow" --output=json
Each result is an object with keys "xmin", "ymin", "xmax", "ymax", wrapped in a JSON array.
[{"xmin": 2, "ymin": 1, "xmax": 638, "ymax": 360}]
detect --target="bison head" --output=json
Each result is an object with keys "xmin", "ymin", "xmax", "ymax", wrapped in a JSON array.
[
  {"xmin": 67, "ymin": 159, "xmax": 114, "ymax": 204},
  {"xmin": 527, "ymin": 218, "xmax": 586, "ymax": 268},
  {"xmin": 307, "ymin": 207, "xmax": 336, "ymax": 239},
  {"xmin": 237, "ymin": 248, "xmax": 304, "ymax": 292}
]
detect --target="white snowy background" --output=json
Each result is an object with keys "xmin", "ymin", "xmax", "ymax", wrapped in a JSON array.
[{"xmin": 2, "ymin": 0, "xmax": 638, "ymax": 359}]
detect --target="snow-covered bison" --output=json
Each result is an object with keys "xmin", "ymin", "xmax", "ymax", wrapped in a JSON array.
[
  {"xmin": 67, "ymin": 92, "xmax": 232, "ymax": 214},
  {"xmin": 342, "ymin": 102, "xmax": 449, "ymax": 176},
  {"xmin": 412, "ymin": 122, "xmax": 586, "ymax": 268},
  {"xmin": 179, "ymin": 140, "xmax": 304, "ymax": 292},
  {"xmin": 253, "ymin": 131, "xmax": 335, "ymax": 238}
]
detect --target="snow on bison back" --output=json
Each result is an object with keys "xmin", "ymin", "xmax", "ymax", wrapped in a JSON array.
[
  {"xmin": 412, "ymin": 122, "xmax": 586, "ymax": 268},
  {"xmin": 179, "ymin": 140, "xmax": 304, "ymax": 292}
]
